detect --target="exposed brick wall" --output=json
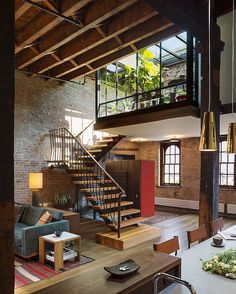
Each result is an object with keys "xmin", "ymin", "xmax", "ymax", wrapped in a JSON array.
[
  {"xmin": 111, "ymin": 137, "xmax": 236, "ymax": 205},
  {"xmin": 15, "ymin": 72, "xmax": 95, "ymax": 203}
]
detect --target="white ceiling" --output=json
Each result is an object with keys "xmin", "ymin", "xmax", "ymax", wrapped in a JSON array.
[{"xmin": 102, "ymin": 113, "xmax": 236, "ymax": 141}]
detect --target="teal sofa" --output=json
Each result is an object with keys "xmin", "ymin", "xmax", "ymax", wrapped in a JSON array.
[{"xmin": 15, "ymin": 205, "xmax": 69, "ymax": 258}]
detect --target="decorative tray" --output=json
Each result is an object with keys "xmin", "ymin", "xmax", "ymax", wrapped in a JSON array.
[{"xmin": 104, "ymin": 259, "xmax": 140, "ymax": 277}]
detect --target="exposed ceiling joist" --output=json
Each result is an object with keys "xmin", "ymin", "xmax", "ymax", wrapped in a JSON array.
[
  {"xmin": 16, "ymin": 0, "xmax": 137, "ymax": 69},
  {"xmin": 25, "ymin": 1, "xmax": 158, "ymax": 74},
  {"xmin": 15, "ymin": 0, "xmax": 92, "ymax": 53},
  {"xmin": 15, "ymin": 1, "xmax": 31, "ymax": 20},
  {"xmin": 60, "ymin": 25, "xmax": 180, "ymax": 81},
  {"xmin": 46, "ymin": 15, "xmax": 174, "ymax": 78}
]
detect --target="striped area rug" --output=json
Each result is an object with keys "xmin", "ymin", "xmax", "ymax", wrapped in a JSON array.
[{"xmin": 15, "ymin": 255, "xmax": 94, "ymax": 289}]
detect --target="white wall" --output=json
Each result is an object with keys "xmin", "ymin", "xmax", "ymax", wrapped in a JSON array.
[{"xmin": 218, "ymin": 11, "xmax": 236, "ymax": 104}]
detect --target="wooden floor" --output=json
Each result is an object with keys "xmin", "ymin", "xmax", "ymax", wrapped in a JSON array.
[{"xmin": 15, "ymin": 213, "xmax": 236, "ymax": 293}]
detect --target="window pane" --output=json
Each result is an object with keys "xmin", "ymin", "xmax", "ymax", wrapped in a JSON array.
[
  {"xmin": 228, "ymin": 164, "xmax": 234, "ymax": 174},
  {"xmin": 170, "ymin": 155, "xmax": 175, "ymax": 163},
  {"xmin": 169, "ymin": 174, "xmax": 175, "ymax": 183},
  {"xmin": 228, "ymin": 175, "xmax": 234, "ymax": 186},
  {"xmin": 166, "ymin": 147, "xmax": 171, "ymax": 155},
  {"xmin": 170, "ymin": 165, "xmax": 174, "ymax": 173},
  {"xmin": 221, "ymin": 175, "xmax": 227, "ymax": 186},
  {"xmin": 176, "ymin": 155, "xmax": 180, "ymax": 164},
  {"xmin": 175, "ymin": 165, "xmax": 179, "ymax": 173},
  {"xmin": 228, "ymin": 154, "xmax": 235, "ymax": 162},
  {"xmin": 166, "ymin": 155, "xmax": 170, "ymax": 164},
  {"xmin": 221, "ymin": 153, "xmax": 227, "ymax": 163},
  {"xmin": 222, "ymin": 141, "xmax": 227, "ymax": 151},
  {"xmin": 175, "ymin": 175, "xmax": 180, "ymax": 184},
  {"xmin": 165, "ymin": 166, "xmax": 169, "ymax": 174},
  {"xmin": 221, "ymin": 164, "xmax": 227, "ymax": 174},
  {"xmin": 165, "ymin": 174, "xmax": 169, "ymax": 183}
]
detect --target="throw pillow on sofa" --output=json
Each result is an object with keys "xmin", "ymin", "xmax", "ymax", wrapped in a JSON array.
[
  {"xmin": 15, "ymin": 205, "xmax": 25, "ymax": 222},
  {"xmin": 21, "ymin": 206, "xmax": 44, "ymax": 225},
  {"xmin": 36, "ymin": 211, "xmax": 52, "ymax": 226}
]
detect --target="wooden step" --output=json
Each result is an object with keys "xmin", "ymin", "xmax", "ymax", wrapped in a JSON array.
[
  {"xmin": 80, "ymin": 186, "xmax": 118, "ymax": 192},
  {"xmin": 69, "ymin": 173, "xmax": 99, "ymax": 177},
  {"xmin": 101, "ymin": 208, "xmax": 140, "ymax": 219},
  {"xmin": 92, "ymin": 201, "xmax": 133, "ymax": 210},
  {"xmin": 74, "ymin": 179, "xmax": 113, "ymax": 185},
  {"xmin": 67, "ymin": 166, "xmax": 94, "ymax": 171},
  {"xmin": 91, "ymin": 144, "xmax": 108, "ymax": 148},
  {"xmin": 102, "ymin": 135, "xmax": 118, "ymax": 139},
  {"xmin": 87, "ymin": 194, "xmax": 126, "ymax": 201},
  {"xmin": 108, "ymin": 217, "xmax": 146, "ymax": 229},
  {"xmin": 89, "ymin": 149, "xmax": 102, "ymax": 153},
  {"xmin": 96, "ymin": 138, "xmax": 114, "ymax": 144}
]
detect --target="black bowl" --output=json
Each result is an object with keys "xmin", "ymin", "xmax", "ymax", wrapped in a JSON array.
[
  {"xmin": 54, "ymin": 230, "xmax": 63, "ymax": 237},
  {"xmin": 104, "ymin": 259, "xmax": 140, "ymax": 277}
]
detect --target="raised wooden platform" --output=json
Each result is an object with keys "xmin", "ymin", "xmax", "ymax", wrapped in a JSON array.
[{"xmin": 96, "ymin": 224, "xmax": 161, "ymax": 250}]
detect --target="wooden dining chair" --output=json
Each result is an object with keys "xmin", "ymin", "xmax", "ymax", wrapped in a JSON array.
[
  {"xmin": 153, "ymin": 236, "xmax": 180, "ymax": 256},
  {"xmin": 187, "ymin": 226, "xmax": 207, "ymax": 249},
  {"xmin": 210, "ymin": 218, "xmax": 224, "ymax": 236}
]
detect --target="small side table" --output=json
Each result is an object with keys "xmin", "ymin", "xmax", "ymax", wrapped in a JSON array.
[{"xmin": 39, "ymin": 232, "xmax": 81, "ymax": 270}]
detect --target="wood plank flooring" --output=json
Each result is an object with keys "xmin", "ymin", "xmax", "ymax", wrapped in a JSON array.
[{"xmin": 15, "ymin": 213, "xmax": 236, "ymax": 293}]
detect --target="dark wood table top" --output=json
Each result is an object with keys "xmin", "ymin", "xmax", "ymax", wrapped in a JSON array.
[{"xmin": 32, "ymin": 248, "xmax": 180, "ymax": 294}]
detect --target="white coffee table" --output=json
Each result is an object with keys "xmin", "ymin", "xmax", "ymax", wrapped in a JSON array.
[{"xmin": 39, "ymin": 232, "xmax": 81, "ymax": 270}]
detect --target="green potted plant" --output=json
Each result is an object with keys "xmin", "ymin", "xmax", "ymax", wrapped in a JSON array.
[{"xmin": 53, "ymin": 193, "xmax": 74, "ymax": 210}]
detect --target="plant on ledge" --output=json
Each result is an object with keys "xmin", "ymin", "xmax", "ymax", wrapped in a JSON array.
[
  {"xmin": 53, "ymin": 193, "xmax": 73, "ymax": 210},
  {"xmin": 201, "ymin": 248, "xmax": 236, "ymax": 279}
]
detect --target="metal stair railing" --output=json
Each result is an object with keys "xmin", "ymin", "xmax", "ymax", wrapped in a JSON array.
[{"xmin": 49, "ymin": 127, "xmax": 125, "ymax": 238}]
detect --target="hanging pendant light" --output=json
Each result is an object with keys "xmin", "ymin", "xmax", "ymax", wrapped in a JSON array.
[
  {"xmin": 227, "ymin": 0, "xmax": 236, "ymax": 154},
  {"xmin": 199, "ymin": 0, "xmax": 217, "ymax": 151}
]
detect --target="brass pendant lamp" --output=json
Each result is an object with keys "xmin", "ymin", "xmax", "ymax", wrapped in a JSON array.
[
  {"xmin": 199, "ymin": 0, "xmax": 217, "ymax": 151},
  {"xmin": 227, "ymin": 0, "xmax": 236, "ymax": 154}
]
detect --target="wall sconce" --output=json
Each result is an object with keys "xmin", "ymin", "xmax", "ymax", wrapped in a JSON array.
[{"xmin": 29, "ymin": 172, "xmax": 43, "ymax": 206}]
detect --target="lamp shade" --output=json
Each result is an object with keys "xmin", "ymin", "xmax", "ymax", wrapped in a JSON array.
[
  {"xmin": 199, "ymin": 111, "xmax": 217, "ymax": 151},
  {"xmin": 29, "ymin": 173, "xmax": 43, "ymax": 190},
  {"xmin": 227, "ymin": 122, "xmax": 236, "ymax": 153}
]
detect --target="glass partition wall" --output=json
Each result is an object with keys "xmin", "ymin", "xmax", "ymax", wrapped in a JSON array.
[{"xmin": 96, "ymin": 32, "xmax": 198, "ymax": 118}]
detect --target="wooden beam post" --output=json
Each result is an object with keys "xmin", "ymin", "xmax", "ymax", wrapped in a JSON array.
[
  {"xmin": 0, "ymin": 1, "xmax": 15, "ymax": 293},
  {"xmin": 199, "ymin": 23, "xmax": 224, "ymax": 236}
]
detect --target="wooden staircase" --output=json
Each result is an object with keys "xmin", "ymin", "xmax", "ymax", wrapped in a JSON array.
[{"xmin": 49, "ymin": 128, "xmax": 145, "ymax": 237}]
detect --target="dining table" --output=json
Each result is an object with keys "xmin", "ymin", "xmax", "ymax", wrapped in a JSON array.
[{"xmin": 159, "ymin": 225, "xmax": 236, "ymax": 294}]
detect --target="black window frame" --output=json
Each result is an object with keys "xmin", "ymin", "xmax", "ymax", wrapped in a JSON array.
[{"xmin": 160, "ymin": 141, "xmax": 181, "ymax": 186}]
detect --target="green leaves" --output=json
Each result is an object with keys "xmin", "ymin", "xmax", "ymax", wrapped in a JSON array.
[{"xmin": 201, "ymin": 248, "xmax": 236, "ymax": 279}]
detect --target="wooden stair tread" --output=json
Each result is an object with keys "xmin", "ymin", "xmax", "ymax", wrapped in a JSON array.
[
  {"xmin": 67, "ymin": 166, "xmax": 94, "ymax": 171},
  {"xmin": 89, "ymin": 149, "xmax": 102, "ymax": 153},
  {"xmin": 80, "ymin": 186, "xmax": 118, "ymax": 192},
  {"xmin": 91, "ymin": 144, "xmax": 108, "ymax": 148},
  {"xmin": 102, "ymin": 135, "xmax": 118, "ymax": 139},
  {"xmin": 70, "ymin": 173, "xmax": 99, "ymax": 177},
  {"xmin": 101, "ymin": 208, "xmax": 140, "ymax": 218},
  {"xmin": 109, "ymin": 217, "xmax": 146, "ymax": 229},
  {"xmin": 74, "ymin": 179, "xmax": 113, "ymax": 184},
  {"xmin": 87, "ymin": 194, "xmax": 126, "ymax": 201},
  {"xmin": 96, "ymin": 139, "xmax": 114, "ymax": 143},
  {"xmin": 92, "ymin": 201, "xmax": 133, "ymax": 210}
]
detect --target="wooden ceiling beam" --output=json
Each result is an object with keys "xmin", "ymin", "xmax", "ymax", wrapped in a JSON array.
[
  {"xmin": 16, "ymin": 0, "xmax": 137, "ymax": 68},
  {"xmin": 15, "ymin": 0, "xmax": 92, "ymax": 54},
  {"xmin": 60, "ymin": 25, "xmax": 180, "ymax": 81},
  {"xmin": 24, "ymin": 1, "xmax": 157, "ymax": 74},
  {"xmin": 15, "ymin": 1, "xmax": 31, "ymax": 20},
  {"xmin": 47, "ymin": 15, "xmax": 173, "ymax": 78},
  {"xmin": 143, "ymin": 0, "xmax": 208, "ymax": 40}
]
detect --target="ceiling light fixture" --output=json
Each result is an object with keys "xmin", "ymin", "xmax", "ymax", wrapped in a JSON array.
[{"xmin": 199, "ymin": 0, "xmax": 217, "ymax": 151}]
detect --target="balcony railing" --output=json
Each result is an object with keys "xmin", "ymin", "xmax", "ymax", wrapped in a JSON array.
[{"xmin": 97, "ymin": 81, "xmax": 197, "ymax": 118}]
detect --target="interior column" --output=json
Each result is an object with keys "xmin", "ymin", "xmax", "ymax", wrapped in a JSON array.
[
  {"xmin": 199, "ymin": 24, "xmax": 224, "ymax": 236},
  {"xmin": 0, "ymin": 1, "xmax": 15, "ymax": 293}
]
